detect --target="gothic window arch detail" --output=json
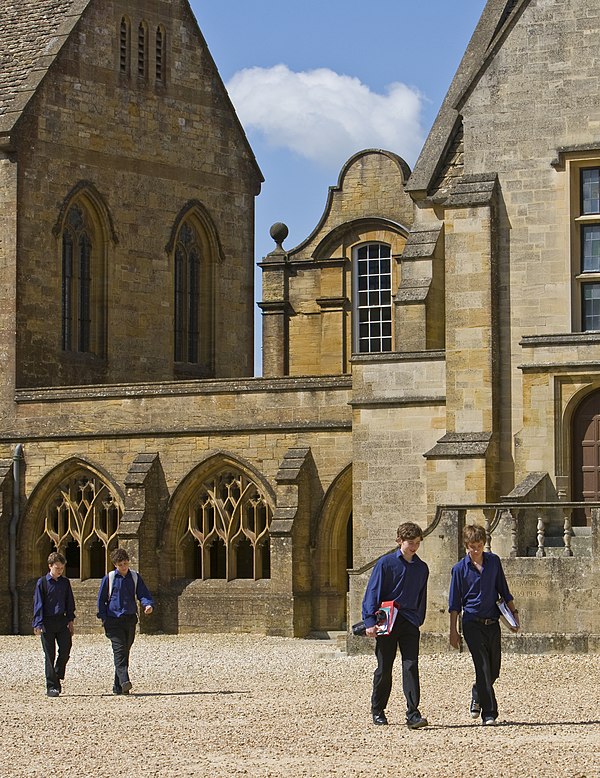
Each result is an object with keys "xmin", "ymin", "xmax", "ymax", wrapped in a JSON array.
[
  {"xmin": 36, "ymin": 472, "xmax": 122, "ymax": 579},
  {"xmin": 353, "ymin": 241, "xmax": 393, "ymax": 353},
  {"xmin": 170, "ymin": 204, "xmax": 223, "ymax": 375},
  {"xmin": 60, "ymin": 197, "xmax": 107, "ymax": 356},
  {"xmin": 177, "ymin": 470, "xmax": 272, "ymax": 581}
]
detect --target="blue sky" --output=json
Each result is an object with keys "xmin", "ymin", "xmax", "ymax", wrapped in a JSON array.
[{"xmin": 188, "ymin": 1, "xmax": 488, "ymax": 366}]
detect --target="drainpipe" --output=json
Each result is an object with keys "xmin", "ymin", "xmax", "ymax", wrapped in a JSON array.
[{"xmin": 9, "ymin": 444, "xmax": 23, "ymax": 634}]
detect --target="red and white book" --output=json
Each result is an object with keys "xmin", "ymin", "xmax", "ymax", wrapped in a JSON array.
[{"xmin": 376, "ymin": 601, "xmax": 398, "ymax": 635}]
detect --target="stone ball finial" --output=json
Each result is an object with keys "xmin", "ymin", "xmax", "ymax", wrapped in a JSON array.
[{"xmin": 269, "ymin": 222, "xmax": 289, "ymax": 250}]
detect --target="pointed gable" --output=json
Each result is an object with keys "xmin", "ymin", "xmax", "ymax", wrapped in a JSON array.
[
  {"xmin": 0, "ymin": 0, "xmax": 91, "ymax": 137},
  {"xmin": 407, "ymin": 0, "xmax": 530, "ymax": 195}
]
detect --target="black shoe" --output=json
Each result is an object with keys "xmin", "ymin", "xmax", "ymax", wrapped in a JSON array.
[
  {"xmin": 46, "ymin": 688, "xmax": 60, "ymax": 698},
  {"xmin": 406, "ymin": 716, "xmax": 428, "ymax": 729},
  {"xmin": 482, "ymin": 717, "xmax": 497, "ymax": 726},
  {"xmin": 470, "ymin": 699, "xmax": 481, "ymax": 719},
  {"xmin": 372, "ymin": 712, "xmax": 388, "ymax": 725},
  {"xmin": 121, "ymin": 680, "xmax": 132, "ymax": 693}
]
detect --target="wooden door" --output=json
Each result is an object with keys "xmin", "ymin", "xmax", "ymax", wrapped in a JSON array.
[{"xmin": 572, "ymin": 390, "xmax": 600, "ymax": 525}]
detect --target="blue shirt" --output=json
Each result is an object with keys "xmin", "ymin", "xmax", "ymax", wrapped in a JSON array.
[
  {"xmin": 448, "ymin": 551, "xmax": 513, "ymax": 622},
  {"xmin": 362, "ymin": 549, "xmax": 429, "ymax": 628},
  {"xmin": 32, "ymin": 573, "xmax": 76, "ymax": 629},
  {"xmin": 97, "ymin": 569, "xmax": 154, "ymax": 621}
]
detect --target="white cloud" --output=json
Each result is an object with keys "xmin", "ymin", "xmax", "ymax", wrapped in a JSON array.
[{"xmin": 226, "ymin": 64, "xmax": 424, "ymax": 169}]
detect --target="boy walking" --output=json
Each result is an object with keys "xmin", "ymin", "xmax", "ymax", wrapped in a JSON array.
[
  {"xmin": 97, "ymin": 547, "xmax": 154, "ymax": 695},
  {"xmin": 449, "ymin": 524, "xmax": 520, "ymax": 725},
  {"xmin": 362, "ymin": 521, "xmax": 429, "ymax": 729},
  {"xmin": 32, "ymin": 551, "xmax": 76, "ymax": 697}
]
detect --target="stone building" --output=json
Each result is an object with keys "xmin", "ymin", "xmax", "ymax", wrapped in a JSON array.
[{"xmin": 1, "ymin": 0, "xmax": 599, "ymax": 650}]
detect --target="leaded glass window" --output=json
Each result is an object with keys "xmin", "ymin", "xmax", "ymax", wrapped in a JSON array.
[
  {"xmin": 174, "ymin": 223, "xmax": 201, "ymax": 363},
  {"xmin": 354, "ymin": 243, "xmax": 392, "ymax": 353},
  {"xmin": 578, "ymin": 167, "xmax": 600, "ymax": 331},
  {"xmin": 62, "ymin": 205, "xmax": 93, "ymax": 352}
]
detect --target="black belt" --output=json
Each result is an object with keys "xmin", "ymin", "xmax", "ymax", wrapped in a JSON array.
[{"xmin": 471, "ymin": 617, "xmax": 498, "ymax": 625}]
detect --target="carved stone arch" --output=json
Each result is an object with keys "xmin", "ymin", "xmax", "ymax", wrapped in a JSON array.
[
  {"xmin": 312, "ymin": 217, "xmax": 410, "ymax": 260},
  {"xmin": 19, "ymin": 457, "xmax": 124, "ymax": 583},
  {"xmin": 165, "ymin": 199, "xmax": 225, "ymax": 262},
  {"xmin": 165, "ymin": 452, "xmax": 274, "ymax": 581},
  {"xmin": 311, "ymin": 463, "xmax": 352, "ymax": 631},
  {"xmin": 53, "ymin": 180, "xmax": 118, "ymax": 244}
]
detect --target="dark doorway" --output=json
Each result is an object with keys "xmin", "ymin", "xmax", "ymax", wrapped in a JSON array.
[{"xmin": 572, "ymin": 389, "xmax": 600, "ymax": 525}]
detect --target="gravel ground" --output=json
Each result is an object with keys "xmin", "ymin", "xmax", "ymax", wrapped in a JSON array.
[{"xmin": 1, "ymin": 633, "xmax": 599, "ymax": 778}]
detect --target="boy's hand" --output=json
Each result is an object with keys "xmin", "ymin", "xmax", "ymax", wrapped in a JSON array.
[
  {"xmin": 33, "ymin": 627, "xmax": 42, "ymax": 636},
  {"xmin": 67, "ymin": 621, "xmax": 75, "ymax": 635},
  {"xmin": 144, "ymin": 605, "xmax": 153, "ymax": 615},
  {"xmin": 365, "ymin": 626, "xmax": 378, "ymax": 637},
  {"xmin": 449, "ymin": 628, "xmax": 461, "ymax": 649}
]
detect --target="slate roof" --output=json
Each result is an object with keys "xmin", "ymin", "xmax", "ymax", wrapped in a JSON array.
[
  {"xmin": 0, "ymin": 0, "xmax": 90, "ymax": 137},
  {"xmin": 407, "ymin": 0, "xmax": 530, "ymax": 195}
]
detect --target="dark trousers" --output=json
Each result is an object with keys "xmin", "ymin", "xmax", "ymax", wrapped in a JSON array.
[
  {"xmin": 463, "ymin": 620, "xmax": 501, "ymax": 720},
  {"xmin": 371, "ymin": 615, "xmax": 421, "ymax": 722},
  {"xmin": 103, "ymin": 614, "xmax": 137, "ymax": 691},
  {"xmin": 40, "ymin": 616, "xmax": 72, "ymax": 692}
]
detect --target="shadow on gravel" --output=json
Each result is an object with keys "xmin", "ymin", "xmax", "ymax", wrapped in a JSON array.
[
  {"xmin": 425, "ymin": 719, "xmax": 600, "ymax": 729},
  {"xmin": 63, "ymin": 690, "xmax": 250, "ymax": 698},
  {"xmin": 132, "ymin": 690, "xmax": 250, "ymax": 697}
]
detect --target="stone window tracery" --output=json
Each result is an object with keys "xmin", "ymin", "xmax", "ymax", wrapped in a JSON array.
[
  {"xmin": 178, "ymin": 471, "xmax": 272, "ymax": 581},
  {"xmin": 37, "ymin": 473, "xmax": 122, "ymax": 579}
]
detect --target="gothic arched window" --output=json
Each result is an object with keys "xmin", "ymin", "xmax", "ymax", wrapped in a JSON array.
[
  {"xmin": 37, "ymin": 472, "xmax": 122, "ymax": 579},
  {"xmin": 61, "ymin": 204, "xmax": 98, "ymax": 353},
  {"xmin": 174, "ymin": 220, "xmax": 214, "ymax": 371},
  {"xmin": 178, "ymin": 470, "xmax": 272, "ymax": 581}
]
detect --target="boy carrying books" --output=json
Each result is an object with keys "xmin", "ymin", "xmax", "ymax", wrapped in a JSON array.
[
  {"xmin": 449, "ymin": 524, "xmax": 520, "ymax": 725},
  {"xmin": 361, "ymin": 521, "xmax": 429, "ymax": 729}
]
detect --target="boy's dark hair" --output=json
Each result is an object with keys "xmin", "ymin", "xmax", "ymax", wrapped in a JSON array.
[
  {"xmin": 396, "ymin": 522, "xmax": 424, "ymax": 542},
  {"xmin": 47, "ymin": 551, "xmax": 66, "ymax": 566},
  {"xmin": 463, "ymin": 524, "xmax": 487, "ymax": 545},
  {"xmin": 110, "ymin": 547, "xmax": 130, "ymax": 564}
]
